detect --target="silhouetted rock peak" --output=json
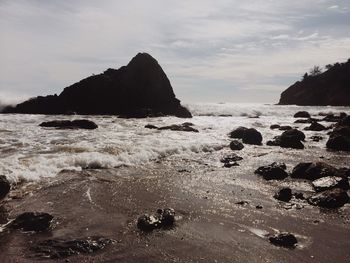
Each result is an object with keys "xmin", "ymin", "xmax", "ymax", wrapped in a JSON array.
[
  {"xmin": 278, "ymin": 59, "xmax": 350, "ymax": 106},
  {"xmin": 3, "ymin": 53, "xmax": 192, "ymax": 118}
]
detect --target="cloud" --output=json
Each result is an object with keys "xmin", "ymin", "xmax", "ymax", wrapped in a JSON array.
[{"xmin": 1, "ymin": 0, "xmax": 350, "ymax": 103}]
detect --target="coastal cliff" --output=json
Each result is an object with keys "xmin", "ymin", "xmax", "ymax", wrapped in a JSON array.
[
  {"xmin": 3, "ymin": 53, "xmax": 192, "ymax": 118},
  {"xmin": 278, "ymin": 59, "xmax": 350, "ymax": 106}
]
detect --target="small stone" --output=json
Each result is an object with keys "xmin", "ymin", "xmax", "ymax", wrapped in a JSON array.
[
  {"xmin": 274, "ymin": 188, "xmax": 292, "ymax": 202},
  {"xmin": 255, "ymin": 162, "xmax": 288, "ymax": 180},
  {"xmin": 229, "ymin": 140, "xmax": 244, "ymax": 151}
]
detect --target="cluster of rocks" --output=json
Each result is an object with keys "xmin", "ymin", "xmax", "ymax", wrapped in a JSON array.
[
  {"xmin": 145, "ymin": 122, "xmax": 199, "ymax": 132},
  {"xmin": 255, "ymin": 162, "xmax": 349, "ymax": 208},
  {"xmin": 39, "ymin": 119, "xmax": 98, "ymax": 130}
]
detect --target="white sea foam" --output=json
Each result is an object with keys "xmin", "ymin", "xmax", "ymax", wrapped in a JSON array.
[{"xmin": 0, "ymin": 103, "xmax": 349, "ymax": 182}]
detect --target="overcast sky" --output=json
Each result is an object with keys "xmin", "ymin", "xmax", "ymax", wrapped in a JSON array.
[{"xmin": 1, "ymin": 0, "xmax": 350, "ymax": 104}]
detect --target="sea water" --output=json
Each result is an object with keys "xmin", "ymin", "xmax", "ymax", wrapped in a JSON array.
[{"xmin": 0, "ymin": 103, "xmax": 349, "ymax": 182}]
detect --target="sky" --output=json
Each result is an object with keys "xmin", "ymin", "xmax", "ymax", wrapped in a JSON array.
[{"xmin": 1, "ymin": 0, "xmax": 350, "ymax": 105}]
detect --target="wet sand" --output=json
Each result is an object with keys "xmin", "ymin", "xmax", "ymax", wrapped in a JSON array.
[{"xmin": 1, "ymin": 146, "xmax": 350, "ymax": 262}]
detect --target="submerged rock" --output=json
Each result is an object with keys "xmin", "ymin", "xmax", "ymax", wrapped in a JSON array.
[
  {"xmin": 274, "ymin": 188, "xmax": 292, "ymax": 202},
  {"xmin": 31, "ymin": 237, "xmax": 113, "ymax": 259},
  {"xmin": 229, "ymin": 140, "xmax": 244, "ymax": 151},
  {"xmin": 310, "ymin": 135, "xmax": 323, "ymax": 142},
  {"xmin": 312, "ymin": 176, "xmax": 349, "ymax": 192},
  {"xmin": 158, "ymin": 123, "xmax": 199, "ymax": 132},
  {"xmin": 308, "ymin": 188, "xmax": 349, "ymax": 208},
  {"xmin": 304, "ymin": 122, "xmax": 327, "ymax": 131},
  {"xmin": 269, "ymin": 232, "xmax": 298, "ymax": 248},
  {"xmin": 145, "ymin": 124, "xmax": 158, "ymax": 129},
  {"xmin": 40, "ymin": 120, "xmax": 98, "ymax": 130},
  {"xmin": 291, "ymin": 162, "xmax": 339, "ymax": 180},
  {"xmin": 270, "ymin": 124, "xmax": 280, "ymax": 130},
  {"xmin": 255, "ymin": 162, "xmax": 288, "ymax": 180},
  {"xmin": 279, "ymin": 126, "xmax": 292, "ymax": 131},
  {"xmin": 137, "ymin": 208, "xmax": 176, "ymax": 231},
  {"xmin": 0, "ymin": 175, "xmax": 10, "ymax": 200},
  {"xmin": 294, "ymin": 111, "xmax": 310, "ymax": 118},
  {"xmin": 9, "ymin": 212, "xmax": 53, "ymax": 232}
]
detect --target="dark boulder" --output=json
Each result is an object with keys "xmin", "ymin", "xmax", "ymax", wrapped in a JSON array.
[
  {"xmin": 304, "ymin": 122, "xmax": 327, "ymax": 131},
  {"xmin": 269, "ymin": 233, "xmax": 298, "ymax": 248},
  {"xmin": 3, "ymin": 53, "xmax": 192, "ymax": 118},
  {"xmin": 137, "ymin": 208, "xmax": 176, "ymax": 231},
  {"xmin": 312, "ymin": 176, "xmax": 349, "ymax": 192},
  {"xmin": 274, "ymin": 188, "xmax": 292, "ymax": 202},
  {"xmin": 31, "ymin": 237, "xmax": 112, "ymax": 259},
  {"xmin": 9, "ymin": 212, "xmax": 53, "ymax": 232},
  {"xmin": 229, "ymin": 140, "xmax": 244, "ymax": 151},
  {"xmin": 267, "ymin": 129, "xmax": 305, "ymax": 149},
  {"xmin": 308, "ymin": 188, "xmax": 349, "ymax": 208},
  {"xmin": 270, "ymin": 124, "xmax": 280, "ymax": 130},
  {"xmin": 229, "ymin": 126, "xmax": 248, "ymax": 139},
  {"xmin": 294, "ymin": 118, "xmax": 320, "ymax": 123},
  {"xmin": 158, "ymin": 123, "xmax": 199, "ymax": 132},
  {"xmin": 255, "ymin": 162, "xmax": 288, "ymax": 180},
  {"xmin": 294, "ymin": 111, "xmax": 310, "ymax": 118},
  {"xmin": 291, "ymin": 162, "xmax": 338, "ymax": 180},
  {"xmin": 326, "ymin": 126, "xmax": 350, "ymax": 151},
  {"xmin": 0, "ymin": 175, "xmax": 10, "ymax": 200},
  {"xmin": 242, "ymin": 128, "xmax": 263, "ymax": 145},
  {"xmin": 40, "ymin": 120, "xmax": 98, "ymax": 129}
]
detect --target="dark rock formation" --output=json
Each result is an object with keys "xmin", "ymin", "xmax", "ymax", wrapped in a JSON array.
[
  {"xmin": 229, "ymin": 127, "xmax": 262, "ymax": 145},
  {"xmin": 312, "ymin": 176, "xmax": 349, "ymax": 192},
  {"xmin": 39, "ymin": 120, "xmax": 98, "ymax": 129},
  {"xmin": 279, "ymin": 126, "xmax": 292, "ymax": 131},
  {"xmin": 304, "ymin": 122, "xmax": 327, "ymax": 131},
  {"xmin": 137, "ymin": 208, "xmax": 175, "ymax": 231},
  {"xmin": 326, "ymin": 116, "xmax": 350, "ymax": 151},
  {"xmin": 229, "ymin": 140, "xmax": 244, "ymax": 151},
  {"xmin": 322, "ymin": 112, "xmax": 347, "ymax": 122},
  {"xmin": 229, "ymin": 126, "xmax": 248, "ymax": 138},
  {"xmin": 294, "ymin": 111, "xmax": 310, "ymax": 118},
  {"xmin": 242, "ymin": 128, "xmax": 262, "ymax": 145},
  {"xmin": 291, "ymin": 162, "xmax": 339, "ymax": 180},
  {"xmin": 9, "ymin": 212, "xmax": 53, "ymax": 232},
  {"xmin": 270, "ymin": 124, "xmax": 280, "ymax": 130},
  {"xmin": 2, "ymin": 53, "xmax": 192, "ymax": 118},
  {"xmin": 274, "ymin": 188, "xmax": 292, "ymax": 202},
  {"xmin": 308, "ymin": 188, "xmax": 349, "ymax": 208},
  {"xmin": 269, "ymin": 233, "xmax": 298, "ymax": 248},
  {"xmin": 255, "ymin": 162, "xmax": 288, "ymax": 180},
  {"xmin": 0, "ymin": 175, "xmax": 10, "ymax": 200},
  {"xmin": 31, "ymin": 237, "xmax": 113, "ymax": 259},
  {"xmin": 294, "ymin": 118, "xmax": 320, "ymax": 123},
  {"xmin": 267, "ymin": 129, "xmax": 305, "ymax": 149},
  {"xmin": 278, "ymin": 59, "xmax": 350, "ymax": 106},
  {"xmin": 145, "ymin": 124, "xmax": 158, "ymax": 129}
]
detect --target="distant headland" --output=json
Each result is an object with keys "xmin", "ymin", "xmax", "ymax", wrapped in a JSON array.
[
  {"xmin": 2, "ymin": 53, "xmax": 192, "ymax": 118},
  {"xmin": 278, "ymin": 59, "xmax": 350, "ymax": 106}
]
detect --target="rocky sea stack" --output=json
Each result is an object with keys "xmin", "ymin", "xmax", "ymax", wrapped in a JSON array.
[
  {"xmin": 278, "ymin": 59, "xmax": 350, "ymax": 106},
  {"xmin": 2, "ymin": 53, "xmax": 192, "ymax": 118}
]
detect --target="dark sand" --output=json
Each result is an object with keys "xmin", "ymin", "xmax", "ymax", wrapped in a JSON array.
[{"xmin": 1, "ymin": 146, "xmax": 350, "ymax": 262}]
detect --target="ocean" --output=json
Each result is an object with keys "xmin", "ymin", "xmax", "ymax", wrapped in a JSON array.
[{"xmin": 1, "ymin": 103, "xmax": 349, "ymax": 183}]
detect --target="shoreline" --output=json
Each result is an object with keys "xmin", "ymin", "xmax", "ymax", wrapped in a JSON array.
[{"xmin": 1, "ymin": 153, "xmax": 349, "ymax": 262}]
